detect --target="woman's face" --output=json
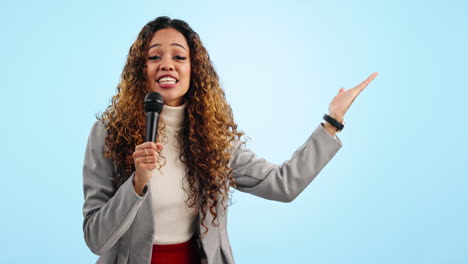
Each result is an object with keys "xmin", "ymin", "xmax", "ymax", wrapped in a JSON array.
[{"xmin": 146, "ymin": 28, "xmax": 191, "ymax": 107}]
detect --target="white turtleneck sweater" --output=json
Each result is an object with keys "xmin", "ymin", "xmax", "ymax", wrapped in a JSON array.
[{"xmin": 149, "ymin": 103, "xmax": 198, "ymax": 245}]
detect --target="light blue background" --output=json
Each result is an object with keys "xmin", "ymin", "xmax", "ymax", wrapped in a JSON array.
[{"xmin": 1, "ymin": 0, "xmax": 467, "ymax": 263}]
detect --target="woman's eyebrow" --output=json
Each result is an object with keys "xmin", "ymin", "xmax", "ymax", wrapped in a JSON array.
[{"xmin": 148, "ymin": 43, "xmax": 186, "ymax": 50}]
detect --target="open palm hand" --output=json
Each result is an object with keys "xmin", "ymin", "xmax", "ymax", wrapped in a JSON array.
[{"xmin": 328, "ymin": 72, "xmax": 379, "ymax": 122}]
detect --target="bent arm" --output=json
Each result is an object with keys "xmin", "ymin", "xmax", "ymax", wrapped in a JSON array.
[
  {"xmin": 82, "ymin": 121, "xmax": 149, "ymax": 255},
  {"xmin": 230, "ymin": 123, "xmax": 342, "ymax": 202}
]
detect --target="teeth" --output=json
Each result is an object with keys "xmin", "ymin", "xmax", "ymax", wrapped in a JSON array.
[{"xmin": 158, "ymin": 76, "xmax": 177, "ymax": 83}]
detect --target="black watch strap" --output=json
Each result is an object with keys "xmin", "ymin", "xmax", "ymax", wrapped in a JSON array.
[{"xmin": 323, "ymin": 114, "xmax": 344, "ymax": 132}]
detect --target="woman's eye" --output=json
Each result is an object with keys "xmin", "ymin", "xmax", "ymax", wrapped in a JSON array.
[
  {"xmin": 174, "ymin": 56, "xmax": 187, "ymax": 60},
  {"xmin": 148, "ymin": 55, "xmax": 160, "ymax": 60}
]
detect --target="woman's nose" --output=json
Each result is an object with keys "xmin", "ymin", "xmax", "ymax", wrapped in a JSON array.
[{"xmin": 159, "ymin": 59, "xmax": 174, "ymax": 71}]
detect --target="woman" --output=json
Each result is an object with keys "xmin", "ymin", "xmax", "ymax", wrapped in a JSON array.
[{"xmin": 82, "ymin": 16, "xmax": 378, "ymax": 264}]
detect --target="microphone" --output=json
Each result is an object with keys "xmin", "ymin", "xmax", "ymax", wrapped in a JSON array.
[{"xmin": 144, "ymin": 92, "xmax": 164, "ymax": 142}]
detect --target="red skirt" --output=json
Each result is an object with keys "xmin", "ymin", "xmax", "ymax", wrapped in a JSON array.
[{"xmin": 151, "ymin": 234, "xmax": 202, "ymax": 264}]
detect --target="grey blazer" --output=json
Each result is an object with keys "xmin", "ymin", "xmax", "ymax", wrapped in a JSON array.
[{"xmin": 82, "ymin": 120, "xmax": 342, "ymax": 264}]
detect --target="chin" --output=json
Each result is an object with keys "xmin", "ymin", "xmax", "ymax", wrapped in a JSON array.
[
  {"xmin": 161, "ymin": 94, "xmax": 184, "ymax": 106},
  {"xmin": 150, "ymin": 85, "xmax": 188, "ymax": 106}
]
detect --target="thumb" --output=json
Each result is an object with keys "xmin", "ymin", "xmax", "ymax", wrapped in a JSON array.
[{"xmin": 156, "ymin": 143, "xmax": 163, "ymax": 152}]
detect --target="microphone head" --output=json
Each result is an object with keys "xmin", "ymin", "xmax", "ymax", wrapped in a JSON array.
[{"xmin": 144, "ymin": 92, "xmax": 164, "ymax": 113}]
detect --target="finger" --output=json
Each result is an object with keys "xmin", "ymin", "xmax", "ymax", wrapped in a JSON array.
[
  {"xmin": 349, "ymin": 72, "xmax": 379, "ymax": 96},
  {"xmin": 137, "ymin": 162, "xmax": 156, "ymax": 171},
  {"xmin": 133, "ymin": 149, "xmax": 152, "ymax": 158},
  {"xmin": 363, "ymin": 72, "xmax": 379, "ymax": 87},
  {"xmin": 156, "ymin": 143, "xmax": 163, "ymax": 152},
  {"xmin": 134, "ymin": 147, "xmax": 158, "ymax": 157},
  {"xmin": 135, "ymin": 155, "xmax": 157, "ymax": 164},
  {"xmin": 133, "ymin": 149, "xmax": 159, "ymax": 159},
  {"xmin": 145, "ymin": 163, "xmax": 157, "ymax": 170},
  {"xmin": 144, "ymin": 155, "xmax": 156, "ymax": 164},
  {"xmin": 357, "ymin": 72, "xmax": 379, "ymax": 90},
  {"xmin": 135, "ymin": 142, "xmax": 157, "ymax": 151},
  {"xmin": 143, "ymin": 149, "xmax": 158, "ymax": 156}
]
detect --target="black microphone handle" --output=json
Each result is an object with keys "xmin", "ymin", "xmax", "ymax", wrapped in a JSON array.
[{"xmin": 145, "ymin": 111, "xmax": 160, "ymax": 142}]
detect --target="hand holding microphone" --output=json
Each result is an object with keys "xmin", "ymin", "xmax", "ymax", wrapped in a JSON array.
[{"xmin": 133, "ymin": 92, "xmax": 164, "ymax": 195}]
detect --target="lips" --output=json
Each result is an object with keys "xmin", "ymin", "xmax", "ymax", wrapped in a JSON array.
[
  {"xmin": 157, "ymin": 74, "xmax": 178, "ymax": 84},
  {"xmin": 156, "ymin": 74, "xmax": 177, "ymax": 89}
]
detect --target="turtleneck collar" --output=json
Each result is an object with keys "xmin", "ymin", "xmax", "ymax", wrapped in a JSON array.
[{"xmin": 160, "ymin": 103, "xmax": 185, "ymax": 128}]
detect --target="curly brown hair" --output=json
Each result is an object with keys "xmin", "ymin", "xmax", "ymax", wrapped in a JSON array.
[{"xmin": 98, "ymin": 16, "xmax": 244, "ymax": 235}]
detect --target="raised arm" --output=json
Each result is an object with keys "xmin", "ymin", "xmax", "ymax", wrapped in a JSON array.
[
  {"xmin": 230, "ymin": 123, "xmax": 342, "ymax": 202},
  {"xmin": 231, "ymin": 72, "xmax": 379, "ymax": 202}
]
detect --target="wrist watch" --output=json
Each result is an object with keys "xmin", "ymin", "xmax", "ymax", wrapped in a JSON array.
[{"xmin": 323, "ymin": 114, "xmax": 345, "ymax": 132}]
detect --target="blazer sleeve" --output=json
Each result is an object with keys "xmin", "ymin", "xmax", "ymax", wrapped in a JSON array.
[
  {"xmin": 82, "ymin": 120, "xmax": 149, "ymax": 255},
  {"xmin": 230, "ymin": 123, "xmax": 342, "ymax": 202}
]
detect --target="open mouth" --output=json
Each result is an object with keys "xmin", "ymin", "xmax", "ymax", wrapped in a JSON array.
[{"xmin": 157, "ymin": 75, "xmax": 179, "ymax": 85}]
